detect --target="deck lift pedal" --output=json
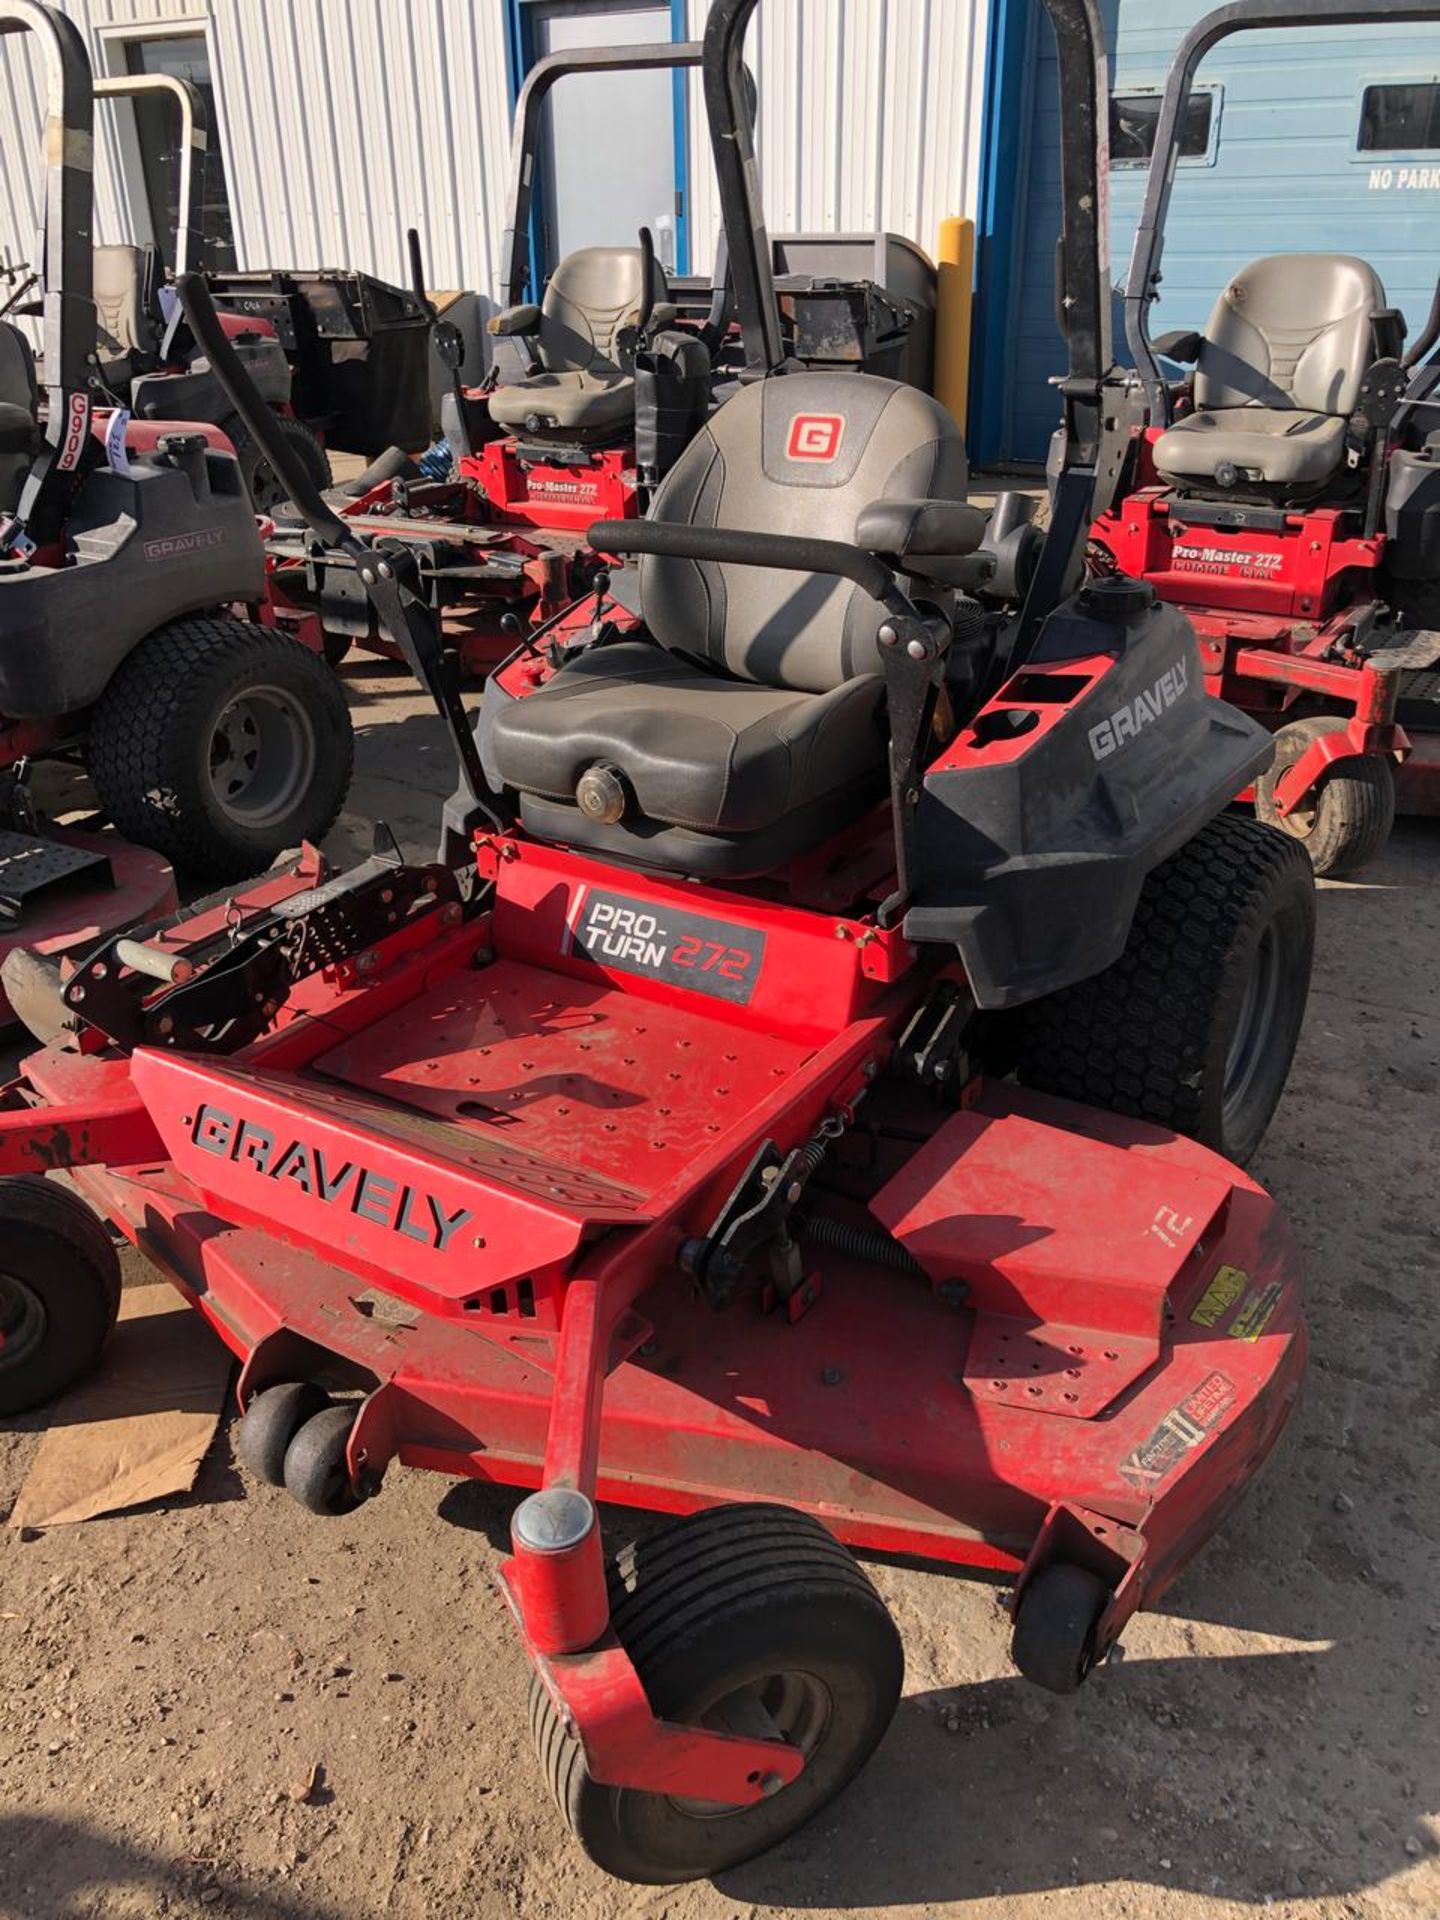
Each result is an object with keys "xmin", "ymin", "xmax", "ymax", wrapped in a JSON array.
[
  {"xmin": 0, "ymin": 0, "xmax": 1312, "ymax": 1885},
  {"xmin": 1091, "ymin": 0, "xmax": 1440, "ymax": 874}
]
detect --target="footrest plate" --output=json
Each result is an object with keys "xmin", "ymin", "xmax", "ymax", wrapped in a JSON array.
[{"xmin": 0, "ymin": 830, "xmax": 113, "ymax": 925}]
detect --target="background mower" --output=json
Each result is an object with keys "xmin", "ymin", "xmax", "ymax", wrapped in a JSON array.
[
  {"xmin": 0, "ymin": 2, "xmax": 353, "ymax": 1020},
  {"xmin": 0, "ymin": 0, "xmax": 1312, "ymax": 1886},
  {"xmin": 262, "ymin": 41, "xmax": 718, "ymax": 680},
  {"xmin": 1091, "ymin": 0, "xmax": 1440, "ymax": 876}
]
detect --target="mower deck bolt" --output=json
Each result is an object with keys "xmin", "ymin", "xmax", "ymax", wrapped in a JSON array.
[
  {"xmin": 938, "ymin": 1280, "xmax": 968, "ymax": 1308},
  {"xmin": 760, "ymin": 1771, "xmax": 785, "ymax": 1797},
  {"xmin": 906, "ymin": 638, "xmax": 926, "ymax": 660},
  {"xmin": 821, "ymin": 1366, "xmax": 843, "ymax": 1386},
  {"xmin": 878, "ymin": 624, "xmax": 898, "ymax": 647}
]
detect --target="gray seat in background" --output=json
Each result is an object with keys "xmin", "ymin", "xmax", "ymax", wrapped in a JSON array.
[
  {"xmin": 1153, "ymin": 253, "xmax": 1387, "ymax": 493},
  {"xmin": 0, "ymin": 321, "xmax": 39, "ymax": 514},
  {"xmin": 487, "ymin": 246, "xmax": 670, "ymax": 439},
  {"xmin": 487, "ymin": 370, "xmax": 972, "ymax": 876},
  {"xmin": 92, "ymin": 244, "xmax": 162, "ymax": 389}
]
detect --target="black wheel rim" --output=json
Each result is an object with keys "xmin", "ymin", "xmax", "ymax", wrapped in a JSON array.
[
  {"xmin": 0, "ymin": 1272, "xmax": 46, "ymax": 1376},
  {"xmin": 1224, "ymin": 921, "xmax": 1284, "ymax": 1135},
  {"xmin": 667, "ymin": 1670, "xmax": 833, "ymax": 1819}
]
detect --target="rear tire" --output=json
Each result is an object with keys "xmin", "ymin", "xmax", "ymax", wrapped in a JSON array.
[
  {"xmin": 88, "ymin": 617, "xmax": 354, "ymax": 882},
  {"xmin": 1253, "ymin": 715, "xmax": 1396, "ymax": 877},
  {"xmin": 0, "ymin": 1177, "xmax": 121, "ymax": 1415},
  {"xmin": 224, "ymin": 412, "xmax": 331, "ymax": 513},
  {"xmin": 530, "ymin": 1503, "xmax": 903, "ymax": 1885},
  {"xmin": 1007, "ymin": 814, "xmax": 1315, "ymax": 1164}
]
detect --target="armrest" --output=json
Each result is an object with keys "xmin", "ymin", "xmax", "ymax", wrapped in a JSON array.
[
  {"xmin": 1153, "ymin": 329, "xmax": 1203, "ymax": 363},
  {"xmin": 487, "ymin": 302, "xmax": 541, "ymax": 339},
  {"xmin": 854, "ymin": 498, "xmax": 989, "ymax": 563},
  {"xmin": 648, "ymin": 301, "xmax": 681, "ymax": 332},
  {"xmin": 589, "ymin": 517, "xmax": 912, "ymax": 616},
  {"xmin": 1372, "ymin": 306, "xmax": 1407, "ymax": 362}
]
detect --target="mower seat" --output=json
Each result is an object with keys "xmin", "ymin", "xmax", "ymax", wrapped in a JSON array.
[
  {"xmin": 487, "ymin": 246, "xmax": 670, "ymax": 441},
  {"xmin": 1153, "ymin": 253, "xmax": 1387, "ymax": 494},
  {"xmin": 0, "ymin": 321, "xmax": 39, "ymax": 514},
  {"xmin": 487, "ymin": 371, "xmax": 971, "ymax": 876},
  {"xmin": 92, "ymin": 244, "xmax": 162, "ymax": 388}
]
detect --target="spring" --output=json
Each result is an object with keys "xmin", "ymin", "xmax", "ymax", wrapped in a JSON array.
[{"xmin": 798, "ymin": 1212, "xmax": 925, "ymax": 1276}]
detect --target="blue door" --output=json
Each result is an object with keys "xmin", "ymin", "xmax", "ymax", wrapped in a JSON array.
[{"xmin": 979, "ymin": 1, "xmax": 1440, "ymax": 466}]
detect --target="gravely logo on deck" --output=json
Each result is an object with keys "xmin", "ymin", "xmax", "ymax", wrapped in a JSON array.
[{"xmin": 188, "ymin": 1101, "xmax": 473, "ymax": 1251}]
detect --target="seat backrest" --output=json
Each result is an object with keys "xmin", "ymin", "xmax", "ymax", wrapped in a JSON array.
[
  {"xmin": 0, "ymin": 320, "xmax": 39, "ymax": 513},
  {"xmin": 1195, "ymin": 253, "xmax": 1386, "ymax": 416},
  {"xmin": 538, "ymin": 246, "xmax": 669, "ymax": 380},
  {"xmin": 93, "ymin": 244, "xmax": 160, "ymax": 365},
  {"xmin": 639, "ymin": 371, "xmax": 968, "ymax": 694}
]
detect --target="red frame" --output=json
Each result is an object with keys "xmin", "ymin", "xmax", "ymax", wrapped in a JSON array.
[
  {"xmin": 1092, "ymin": 429, "xmax": 1434, "ymax": 814},
  {"xmin": 0, "ymin": 748, "xmax": 1307, "ymax": 1805}
]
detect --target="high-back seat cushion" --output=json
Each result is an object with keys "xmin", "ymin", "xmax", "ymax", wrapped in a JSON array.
[
  {"xmin": 1154, "ymin": 253, "xmax": 1386, "ymax": 490},
  {"xmin": 488, "ymin": 245, "xmax": 670, "ymax": 437},
  {"xmin": 485, "ymin": 372, "xmax": 969, "ymax": 871}
]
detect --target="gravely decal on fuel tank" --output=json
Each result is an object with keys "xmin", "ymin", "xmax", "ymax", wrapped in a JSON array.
[
  {"xmin": 189, "ymin": 1101, "xmax": 473, "ymax": 1251},
  {"xmin": 1088, "ymin": 655, "xmax": 1189, "ymax": 762}
]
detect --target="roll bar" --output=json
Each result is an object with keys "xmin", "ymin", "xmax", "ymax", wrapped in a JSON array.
[
  {"xmin": 0, "ymin": 3, "xmax": 94, "ymax": 401},
  {"xmin": 1126, "ymin": 0, "xmax": 1440, "ymax": 420},
  {"xmin": 93, "ymin": 73, "xmax": 207, "ymax": 278},
  {"xmin": 498, "ymin": 42, "xmax": 704, "ymax": 307},
  {"xmin": 0, "ymin": 2, "xmax": 96, "ymax": 545}
]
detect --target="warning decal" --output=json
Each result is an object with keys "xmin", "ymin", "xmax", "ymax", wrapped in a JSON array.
[{"xmin": 1119, "ymin": 1370, "xmax": 1235, "ymax": 1490}]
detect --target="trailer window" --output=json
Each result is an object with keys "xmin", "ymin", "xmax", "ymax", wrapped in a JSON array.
[
  {"xmin": 1359, "ymin": 82, "xmax": 1440, "ymax": 152},
  {"xmin": 1110, "ymin": 91, "xmax": 1214, "ymax": 167}
]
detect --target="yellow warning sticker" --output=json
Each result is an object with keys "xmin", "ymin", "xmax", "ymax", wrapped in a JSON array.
[
  {"xmin": 1191, "ymin": 1264, "xmax": 1247, "ymax": 1328},
  {"xmin": 1229, "ymin": 1282, "xmax": 1284, "ymax": 1343}
]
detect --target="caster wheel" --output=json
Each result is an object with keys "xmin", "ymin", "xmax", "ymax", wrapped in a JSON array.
[
  {"xmin": 530, "ymin": 1502, "xmax": 903, "ymax": 1885},
  {"xmin": 282, "ymin": 1405, "xmax": 363, "ymax": 1516},
  {"xmin": 1254, "ymin": 715, "xmax": 1396, "ymax": 876},
  {"xmin": 0, "ymin": 1176, "xmax": 121, "ymax": 1416},
  {"xmin": 236, "ymin": 1381, "xmax": 329, "ymax": 1486},
  {"xmin": 1010, "ymin": 1563, "xmax": 1110, "ymax": 1695}
]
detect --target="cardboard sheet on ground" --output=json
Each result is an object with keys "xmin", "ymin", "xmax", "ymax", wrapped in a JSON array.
[{"xmin": 8, "ymin": 1284, "xmax": 231, "ymax": 1528}]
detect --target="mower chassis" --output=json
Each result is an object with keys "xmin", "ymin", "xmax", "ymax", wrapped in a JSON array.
[{"xmin": 0, "ymin": 846, "xmax": 1304, "ymax": 1807}]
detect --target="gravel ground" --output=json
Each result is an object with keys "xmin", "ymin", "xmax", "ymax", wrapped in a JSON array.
[{"xmin": 1, "ymin": 656, "xmax": 1437, "ymax": 1920}]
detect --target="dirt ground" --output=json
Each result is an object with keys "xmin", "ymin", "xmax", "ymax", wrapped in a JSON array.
[{"xmin": 2, "ymin": 657, "xmax": 1438, "ymax": 1920}]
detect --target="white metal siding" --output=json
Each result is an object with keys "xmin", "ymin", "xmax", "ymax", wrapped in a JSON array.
[
  {"xmin": 1, "ymin": 0, "xmax": 989, "ymax": 310},
  {"xmin": 681, "ymin": 0, "xmax": 991, "ymax": 273}
]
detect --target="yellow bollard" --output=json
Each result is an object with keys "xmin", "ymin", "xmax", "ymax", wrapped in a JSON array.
[{"xmin": 934, "ymin": 215, "xmax": 975, "ymax": 435}]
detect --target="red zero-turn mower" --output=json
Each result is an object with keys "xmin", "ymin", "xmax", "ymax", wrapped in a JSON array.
[
  {"xmin": 0, "ymin": 3, "xmax": 352, "ymax": 1021},
  {"xmin": 261, "ymin": 41, "xmax": 716, "ymax": 677},
  {"xmin": 1091, "ymin": 0, "xmax": 1440, "ymax": 875},
  {"xmin": 0, "ymin": 0, "xmax": 1313, "ymax": 1884}
]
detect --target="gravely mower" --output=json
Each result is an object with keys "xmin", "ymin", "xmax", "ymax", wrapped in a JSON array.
[
  {"xmin": 0, "ymin": 0, "xmax": 1313, "ymax": 1884},
  {"xmin": 262, "ymin": 40, "xmax": 716, "ymax": 678},
  {"xmin": 0, "ymin": 3, "xmax": 352, "ymax": 1017},
  {"xmin": 1092, "ymin": 0, "xmax": 1440, "ymax": 875}
]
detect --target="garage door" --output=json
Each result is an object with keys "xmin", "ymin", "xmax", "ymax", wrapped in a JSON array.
[{"xmin": 983, "ymin": 0, "xmax": 1440, "ymax": 465}]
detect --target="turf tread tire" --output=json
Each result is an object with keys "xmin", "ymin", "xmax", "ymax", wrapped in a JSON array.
[
  {"xmin": 0, "ymin": 1176, "xmax": 121, "ymax": 1415},
  {"xmin": 529, "ymin": 1503, "xmax": 903, "ymax": 1884},
  {"xmin": 1008, "ymin": 814, "xmax": 1314, "ymax": 1163},
  {"xmin": 88, "ymin": 616, "xmax": 353, "ymax": 881}
]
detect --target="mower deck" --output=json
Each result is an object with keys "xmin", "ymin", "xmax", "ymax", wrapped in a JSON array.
[{"xmin": 12, "ymin": 850, "xmax": 1304, "ymax": 1627}]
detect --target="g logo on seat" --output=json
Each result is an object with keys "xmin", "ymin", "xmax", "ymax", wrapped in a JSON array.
[{"xmin": 786, "ymin": 414, "xmax": 845, "ymax": 462}]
